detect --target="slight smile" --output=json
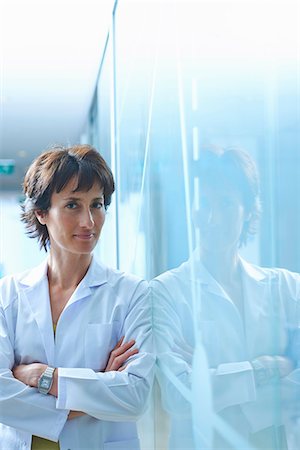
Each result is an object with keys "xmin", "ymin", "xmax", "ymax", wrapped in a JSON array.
[{"xmin": 73, "ymin": 233, "xmax": 96, "ymax": 240}]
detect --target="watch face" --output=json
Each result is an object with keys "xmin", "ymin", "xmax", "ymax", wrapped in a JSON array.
[
  {"xmin": 38, "ymin": 367, "xmax": 54, "ymax": 394},
  {"xmin": 40, "ymin": 378, "xmax": 50, "ymax": 388}
]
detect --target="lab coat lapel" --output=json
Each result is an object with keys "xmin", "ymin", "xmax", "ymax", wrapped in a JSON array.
[
  {"xmin": 189, "ymin": 255, "xmax": 233, "ymax": 303},
  {"xmin": 63, "ymin": 257, "xmax": 108, "ymax": 307},
  {"xmin": 188, "ymin": 255, "xmax": 245, "ymax": 360},
  {"xmin": 241, "ymin": 258, "xmax": 275, "ymax": 319},
  {"xmin": 18, "ymin": 258, "xmax": 108, "ymax": 365},
  {"xmin": 240, "ymin": 258, "xmax": 278, "ymax": 357},
  {"xmin": 188, "ymin": 255, "xmax": 243, "ymax": 341},
  {"xmin": 197, "ymin": 266, "xmax": 245, "ymax": 338},
  {"xmin": 66, "ymin": 284, "xmax": 92, "ymax": 306},
  {"xmin": 20, "ymin": 260, "xmax": 55, "ymax": 365}
]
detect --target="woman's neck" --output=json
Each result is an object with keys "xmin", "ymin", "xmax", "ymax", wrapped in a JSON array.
[
  {"xmin": 47, "ymin": 251, "xmax": 92, "ymax": 290},
  {"xmin": 200, "ymin": 247, "xmax": 241, "ymax": 286}
]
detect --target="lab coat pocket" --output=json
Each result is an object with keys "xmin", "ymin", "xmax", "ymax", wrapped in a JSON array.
[
  {"xmin": 85, "ymin": 322, "xmax": 119, "ymax": 371},
  {"xmin": 103, "ymin": 438, "xmax": 140, "ymax": 449}
]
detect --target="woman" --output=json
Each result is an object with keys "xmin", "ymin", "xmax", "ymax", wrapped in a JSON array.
[
  {"xmin": 153, "ymin": 147, "xmax": 300, "ymax": 449},
  {"xmin": 0, "ymin": 145, "xmax": 154, "ymax": 450}
]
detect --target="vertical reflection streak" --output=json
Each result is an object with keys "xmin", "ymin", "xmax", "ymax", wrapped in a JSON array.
[
  {"xmin": 111, "ymin": 11, "xmax": 120, "ymax": 269},
  {"xmin": 265, "ymin": 68, "xmax": 282, "ymax": 450},
  {"xmin": 0, "ymin": 7, "xmax": 4, "ymax": 270},
  {"xmin": 176, "ymin": 35, "xmax": 198, "ymax": 322},
  {"xmin": 129, "ymin": 6, "xmax": 162, "ymax": 273},
  {"xmin": 192, "ymin": 77, "xmax": 198, "ymax": 111},
  {"xmin": 194, "ymin": 177, "xmax": 200, "ymax": 214},
  {"xmin": 158, "ymin": 361, "xmax": 193, "ymax": 403},
  {"xmin": 214, "ymin": 415, "xmax": 257, "ymax": 450},
  {"xmin": 176, "ymin": 22, "xmax": 214, "ymax": 449},
  {"xmin": 265, "ymin": 63, "xmax": 278, "ymax": 267},
  {"xmin": 0, "ymin": 4, "xmax": 3, "ymax": 157},
  {"xmin": 193, "ymin": 126, "xmax": 199, "ymax": 161}
]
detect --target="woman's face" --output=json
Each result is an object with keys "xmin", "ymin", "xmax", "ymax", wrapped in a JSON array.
[
  {"xmin": 36, "ymin": 177, "xmax": 105, "ymax": 256},
  {"xmin": 196, "ymin": 180, "xmax": 248, "ymax": 253}
]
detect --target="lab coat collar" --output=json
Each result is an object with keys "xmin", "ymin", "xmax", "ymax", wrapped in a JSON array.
[
  {"xmin": 19, "ymin": 259, "xmax": 48, "ymax": 287},
  {"xmin": 188, "ymin": 249, "xmax": 270, "ymax": 283},
  {"xmin": 187, "ymin": 251, "xmax": 231, "ymax": 300},
  {"xmin": 81, "ymin": 257, "xmax": 109, "ymax": 288},
  {"xmin": 19, "ymin": 256, "xmax": 108, "ymax": 289},
  {"xmin": 21, "ymin": 256, "xmax": 108, "ymax": 309},
  {"xmin": 239, "ymin": 257, "xmax": 270, "ymax": 282},
  {"xmin": 66, "ymin": 257, "xmax": 108, "ymax": 306},
  {"xmin": 187, "ymin": 250, "xmax": 272, "ymax": 300}
]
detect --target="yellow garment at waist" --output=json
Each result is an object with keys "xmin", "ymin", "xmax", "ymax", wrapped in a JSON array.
[{"xmin": 31, "ymin": 436, "xmax": 60, "ymax": 450}]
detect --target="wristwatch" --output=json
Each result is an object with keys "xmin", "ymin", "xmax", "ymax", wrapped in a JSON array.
[
  {"xmin": 251, "ymin": 359, "xmax": 269, "ymax": 385},
  {"xmin": 251, "ymin": 358, "xmax": 280, "ymax": 386},
  {"xmin": 38, "ymin": 366, "xmax": 55, "ymax": 394}
]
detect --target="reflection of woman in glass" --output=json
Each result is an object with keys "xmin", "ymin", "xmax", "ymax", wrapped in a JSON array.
[
  {"xmin": 153, "ymin": 147, "xmax": 300, "ymax": 449},
  {"xmin": 0, "ymin": 145, "xmax": 154, "ymax": 450}
]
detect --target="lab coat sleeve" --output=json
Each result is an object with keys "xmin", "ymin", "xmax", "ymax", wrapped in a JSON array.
[
  {"xmin": 156, "ymin": 338, "xmax": 256, "ymax": 415},
  {"xmin": 152, "ymin": 278, "xmax": 257, "ymax": 414},
  {"xmin": 0, "ymin": 305, "xmax": 69, "ymax": 441},
  {"xmin": 241, "ymin": 273, "xmax": 300, "ymax": 432},
  {"xmin": 152, "ymin": 278, "xmax": 194, "ymax": 416},
  {"xmin": 210, "ymin": 362, "xmax": 256, "ymax": 412},
  {"xmin": 237, "ymin": 366, "xmax": 300, "ymax": 434},
  {"xmin": 56, "ymin": 281, "xmax": 155, "ymax": 421}
]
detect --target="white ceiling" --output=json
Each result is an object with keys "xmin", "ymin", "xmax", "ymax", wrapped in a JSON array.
[{"xmin": 0, "ymin": 0, "xmax": 115, "ymax": 190}]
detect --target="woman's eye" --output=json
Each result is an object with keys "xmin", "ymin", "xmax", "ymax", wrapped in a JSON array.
[
  {"xmin": 92, "ymin": 201, "xmax": 104, "ymax": 209},
  {"xmin": 66, "ymin": 202, "xmax": 77, "ymax": 209}
]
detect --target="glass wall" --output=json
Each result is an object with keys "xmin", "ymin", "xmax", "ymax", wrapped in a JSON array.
[
  {"xmin": 0, "ymin": 0, "xmax": 298, "ymax": 447},
  {"xmin": 87, "ymin": 1, "xmax": 300, "ymax": 449}
]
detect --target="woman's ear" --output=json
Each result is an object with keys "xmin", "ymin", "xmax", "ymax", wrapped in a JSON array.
[{"xmin": 34, "ymin": 210, "xmax": 47, "ymax": 225}]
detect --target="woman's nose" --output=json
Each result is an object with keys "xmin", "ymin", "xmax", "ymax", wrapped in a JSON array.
[
  {"xmin": 206, "ymin": 207, "xmax": 220, "ymax": 226},
  {"xmin": 80, "ymin": 208, "xmax": 94, "ymax": 228}
]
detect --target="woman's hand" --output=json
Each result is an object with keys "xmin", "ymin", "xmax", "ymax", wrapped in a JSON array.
[
  {"xmin": 251, "ymin": 355, "xmax": 295, "ymax": 386},
  {"xmin": 104, "ymin": 337, "xmax": 138, "ymax": 372},
  {"xmin": 13, "ymin": 363, "xmax": 58, "ymax": 397},
  {"xmin": 13, "ymin": 363, "xmax": 47, "ymax": 387}
]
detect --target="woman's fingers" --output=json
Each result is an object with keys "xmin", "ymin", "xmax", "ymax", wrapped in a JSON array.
[
  {"xmin": 104, "ymin": 338, "xmax": 125, "ymax": 369},
  {"xmin": 118, "ymin": 348, "xmax": 139, "ymax": 369},
  {"xmin": 115, "ymin": 347, "xmax": 139, "ymax": 364},
  {"xmin": 115, "ymin": 336, "xmax": 125, "ymax": 349},
  {"xmin": 104, "ymin": 340, "xmax": 139, "ymax": 372},
  {"xmin": 110, "ymin": 348, "xmax": 139, "ymax": 372},
  {"xmin": 111, "ymin": 339, "xmax": 136, "ymax": 357}
]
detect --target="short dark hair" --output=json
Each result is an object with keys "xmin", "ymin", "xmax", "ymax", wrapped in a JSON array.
[
  {"xmin": 195, "ymin": 146, "xmax": 261, "ymax": 246},
  {"xmin": 21, "ymin": 144, "xmax": 115, "ymax": 251}
]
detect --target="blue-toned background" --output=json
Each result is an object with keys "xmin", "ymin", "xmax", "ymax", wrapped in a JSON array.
[{"xmin": 1, "ymin": 1, "xmax": 299, "ymax": 448}]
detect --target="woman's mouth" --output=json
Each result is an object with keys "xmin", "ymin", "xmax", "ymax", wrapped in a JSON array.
[{"xmin": 74, "ymin": 233, "xmax": 95, "ymax": 240}]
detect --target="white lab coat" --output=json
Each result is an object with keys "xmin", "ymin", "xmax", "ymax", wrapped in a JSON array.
[
  {"xmin": 152, "ymin": 254, "xmax": 300, "ymax": 448},
  {"xmin": 0, "ymin": 258, "xmax": 154, "ymax": 450}
]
